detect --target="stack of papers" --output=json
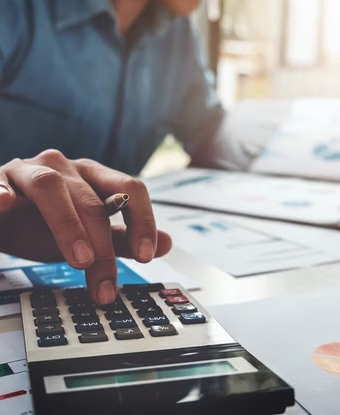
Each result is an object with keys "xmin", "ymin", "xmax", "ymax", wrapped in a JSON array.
[{"xmin": 146, "ymin": 167, "xmax": 340, "ymax": 227}]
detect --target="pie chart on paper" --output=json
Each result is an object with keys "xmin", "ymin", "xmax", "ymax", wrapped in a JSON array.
[{"xmin": 312, "ymin": 342, "xmax": 340, "ymax": 376}]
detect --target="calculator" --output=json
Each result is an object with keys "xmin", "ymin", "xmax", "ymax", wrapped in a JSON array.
[{"xmin": 20, "ymin": 283, "xmax": 294, "ymax": 415}]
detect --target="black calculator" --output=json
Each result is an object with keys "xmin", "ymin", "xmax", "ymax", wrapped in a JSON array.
[{"xmin": 20, "ymin": 283, "xmax": 294, "ymax": 415}]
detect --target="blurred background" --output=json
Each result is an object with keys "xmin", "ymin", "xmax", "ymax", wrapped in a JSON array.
[{"xmin": 141, "ymin": 0, "xmax": 340, "ymax": 177}]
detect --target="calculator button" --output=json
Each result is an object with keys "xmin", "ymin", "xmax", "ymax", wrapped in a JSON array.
[
  {"xmin": 63, "ymin": 289, "xmax": 90, "ymax": 303},
  {"xmin": 72, "ymin": 312, "xmax": 99, "ymax": 323},
  {"xmin": 172, "ymin": 303, "xmax": 197, "ymax": 315},
  {"xmin": 165, "ymin": 295, "xmax": 189, "ymax": 305},
  {"xmin": 75, "ymin": 321, "xmax": 103, "ymax": 333},
  {"xmin": 99, "ymin": 296, "xmax": 124, "ymax": 311},
  {"xmin": 126, "ymin": 291, "xmax": 150, "ymax": 301},
  {"xmin": 109, "ymin": 317, "xmax": 137, "ymax": 330},
  {"xmin": 33, "ymin": 306, "xmax": 59, "ymax": 316},
  {"xmin": 69, "ymin": 304, "xmax": 96, "ymax": 314},
  {"xmin": 31, "ymin": 297, "xmax": 57, "ymax": 308},
  {"xmin": 31, "ymin": 291, "xmax": 55, "ymax": 302},
  {"xmin": 149, "ymin": 324, "xmax": 178, "ymax": 337},
  {"xmin": 36, "ymin": 323, "xmax": 64, "ymax": 337},
  {"xmin": 38, "ymin": 334, "xmax": 68, "ymax": 347},
  {"xmin": 137, "ymin": 306, "xmax": 163, "ymax": 318},
  {"xmin": 131, "ymin": 298, "xmax": 156, "ymax": 309},
  {"xmin": 64, "ymin": 287, "xmax": 86, "ymax": 296},
  {"xmin": 79, "ymin": 331, "xmax": 108, "ymax": 343},
  {"xmin": 114, "ymin": 327, "xmax": 144, "ymax": 340},
  {"xmin": 143, "ymin": 315, "xmax": 169, "ymax": 327},
  {"xmin": 179, "ymin": 312, "xmax": 206, "ymax": 324},
  {"xmin": 66, "ymin": 296, "xmax": 92, "ymax": 306},
  {"xmin": 105, "ymin": 309, "xmax": 131, "ymax": 320},
  {"xmin": 159, "ymin": 289, "xmax": 182, "ymax": 298},
  {"xmin": 122, "ymin": 283, "xmax": 164, "ymax": 293},
  {"xmin": 35, "ymin": 313, "xmax": 61, "ymax": 325}
]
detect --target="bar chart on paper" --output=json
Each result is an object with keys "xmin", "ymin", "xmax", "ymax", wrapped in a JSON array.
[
  {"xmin": 152, "ymin": 204, "xmax": 340, "ymax": 277},
  {"xmin": 146, "ymin": 167, "xmax": 340, "ymax": 227}
]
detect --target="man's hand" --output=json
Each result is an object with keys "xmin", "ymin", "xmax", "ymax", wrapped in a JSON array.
[{"xmin": 0, "ymin": 150, "xmax": 172, "ymax": 304}]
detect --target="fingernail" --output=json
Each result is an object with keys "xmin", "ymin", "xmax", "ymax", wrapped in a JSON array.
[
  {"xmin": 138, "ymin": 238, "xmax": 154, "ymax": 262},
  {"xmin": 97, "ymin": 279, "xmax": 115, "ymax": 304},
  {"xmin": 72, "ymin": 240, "xmax": 94, "ymax": 264}
]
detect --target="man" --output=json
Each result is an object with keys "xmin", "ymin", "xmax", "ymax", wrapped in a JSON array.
[{"xmin": 0, "ymin": 0, "xmax": 242, "ymax": 304}]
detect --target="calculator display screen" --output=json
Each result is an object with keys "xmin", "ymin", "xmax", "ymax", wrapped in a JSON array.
[{"xmin": 65, "ymin": 359, "xmax": 237, "ymax": 389}]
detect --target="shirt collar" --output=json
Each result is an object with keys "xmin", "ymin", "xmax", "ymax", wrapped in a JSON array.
[
  {"xmin": 54, "ymin": 0, "xmax": 174, "ymax": 40},
  {"xmin": 54, "ymin": 0, "xmax": 113, "ymax": 30},
  {"xmin": 148, "ymin": 3, "xmax": 174, "ymax": 37}
]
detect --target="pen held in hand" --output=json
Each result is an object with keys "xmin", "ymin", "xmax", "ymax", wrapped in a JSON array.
[{"xmin": 104, "ymin": 193, "xmax": 129, "ymax": 216}]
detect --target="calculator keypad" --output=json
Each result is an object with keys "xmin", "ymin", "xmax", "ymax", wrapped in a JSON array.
[{"xmin": 29, "ymin": 283, "xmax": 207, "ymax": 348}]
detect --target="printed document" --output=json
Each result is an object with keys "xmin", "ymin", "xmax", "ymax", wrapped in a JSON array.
[
  {"xmin": 252, "ymin": 99, "xmax": 340, "ymax": 180},
  {"xmin": 146, "ymin": 167, "xmax": 340, "ymax": 227},
  {"xmin": 209, "ymin": 282, "xmax": 340, "ymax": 415},
  {"xmin": 153, "ymin": 204, "xmax": 340, "ymax": 277}
]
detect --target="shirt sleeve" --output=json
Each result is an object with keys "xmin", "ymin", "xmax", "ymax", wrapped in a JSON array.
[
  {"xmin": 170, "ymin": 18, "xmax": 226, "ymax": 161},
  {"xmin": 170, "ymin": 19, "xmax": 269, "ymax": 171}
]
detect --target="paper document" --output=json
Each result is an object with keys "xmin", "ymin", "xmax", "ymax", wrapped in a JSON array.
[
  {"xmin": 146, "ymin": 167, "xmax": 340, "ymax": 227},
  {"xmin": 0, "ymin": 331, "xmax": 33, "ymax": 415},
  {"xmin": 153, "ymin": 204, "xmax": 340, "ymax": 277},
  {"xmin": 252, "ymin": 99, "xmax": 340, "ymax": 180},
  {"xmin": 209, "ymin": 283, "xmax": 340, "ymax": 415}
]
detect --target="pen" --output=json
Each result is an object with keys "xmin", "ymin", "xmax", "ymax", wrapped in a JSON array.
[{"xmin": 104, "ymin": 193, "xmax": 129, "ymax": 216}]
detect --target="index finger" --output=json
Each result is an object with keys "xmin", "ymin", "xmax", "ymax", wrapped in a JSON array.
[{"xmin": 75, "ymin": 160, "xmax": 157, "ymax": 263}]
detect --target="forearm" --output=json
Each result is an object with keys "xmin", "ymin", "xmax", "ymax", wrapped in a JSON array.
[
  {"xmin": 190, "ymin": 110, "xmax": 272, "ymax": 171},
  {"xmin": 189, "ymin": 115, "xmax": 249, "ymax": 170}
]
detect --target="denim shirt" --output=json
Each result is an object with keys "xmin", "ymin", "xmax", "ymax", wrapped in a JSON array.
[{"xmin": 0, "ymin": 0, "xmax": 224, "ymax": 175}]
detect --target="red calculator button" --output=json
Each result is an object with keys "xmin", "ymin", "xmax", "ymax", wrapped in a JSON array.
[
  {"xmin": 165, "ymin": 295, "xmax": 189, "ymax": 305},
  {"xmin": 160, "ymin": 289, "xmax": 182, "ymax": 298}
]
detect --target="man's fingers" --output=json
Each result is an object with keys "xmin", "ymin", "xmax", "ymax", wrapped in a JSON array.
[
  {"xmin": 2, "ymin": 159, "xmax": 95, "ymax": 269},
  {"xmin": 76, "ymin": 160, "xmax": 158, "ymax": 263},
  {"xmin": 0, "ymin": 169, "xmax": 16, "ymax": 212},
  {"xmin": 111, "ymin": 227, "xmax": 172, "ymax": 258},
  {"xmin": 67, "ymin": 181, "xmax": 117, "ymax": 305}
]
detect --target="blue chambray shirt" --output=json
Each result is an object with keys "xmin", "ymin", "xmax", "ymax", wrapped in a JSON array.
[{"xmin": 0, "ymin": 0, "xmax": 224, "ymax": 175}]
